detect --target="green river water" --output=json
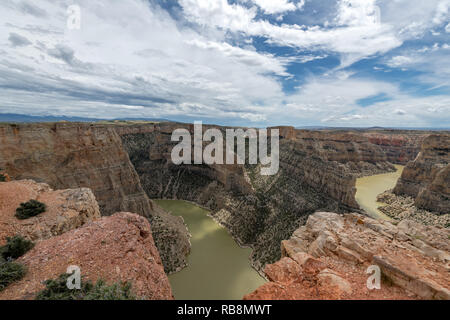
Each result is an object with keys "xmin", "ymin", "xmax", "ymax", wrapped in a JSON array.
[
  {"xmin": 155, "ymin": 166, "xmax": 403, "ymax": 299},
  {"xmin": 355, "ymin": 165, "xmax": 405, "ymax": 220},
  {"xmin": 154, "ymin": 200, "xmax": 266, "ymax": 300}
]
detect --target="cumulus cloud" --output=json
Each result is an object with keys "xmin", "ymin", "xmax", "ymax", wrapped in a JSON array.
[
  {"xmin": 250, "ymin": 0, "xmax": 302, "ymax": 15},
  {"xmin": 0, "ymin": 0, "xmax": 448, "ymax": 127}
]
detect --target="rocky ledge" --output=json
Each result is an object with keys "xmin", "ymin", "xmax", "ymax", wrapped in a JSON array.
[
  {"xmin": 245, "ymin": 212, "xmax": 449, "ymax": 300},
  {"xmin": 0, "ymin": 212, "xmax": 173, "ymax": 300},
  {"xmin": 377, "ymin": 190, "xmax": 450, "ymax": 228},
  {"xmin": 0, "ymin": 123, "xmax": 190, "ymax": 274},
  {"xmin": 0, "ymin": 180, "xmax": 100, "ymax": 245}
]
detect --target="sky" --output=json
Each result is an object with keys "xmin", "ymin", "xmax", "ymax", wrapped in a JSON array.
[{"xmin": 0, "ymin": 0, "xmax": 449, "ymax": 127}]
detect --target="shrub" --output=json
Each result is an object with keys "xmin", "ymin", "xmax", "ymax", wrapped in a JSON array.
[
  {"xmin": 15, "ymin": 200, "xmax": 46, "ymax": 220},
  {"xmin": 0, "ymin": 262, "xmax": 27, "ymax": 291},
  {"xmin": 0, "ymin": 174, "xmax": 6, "ymax": 182},
  {"xmin": 36, "ymin": 273, "xmax": 137, "ymax": 300},
  {"xmin": 0, "ymin": 236, "xmax": 34, "ymax": 260}
]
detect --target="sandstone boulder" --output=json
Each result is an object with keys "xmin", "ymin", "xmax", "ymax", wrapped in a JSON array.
[{"xmin": 246, "ymin": 212, "xmax": 449, "ymax": 300}]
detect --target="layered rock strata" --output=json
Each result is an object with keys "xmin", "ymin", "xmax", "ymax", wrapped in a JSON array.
[
  {"xmin": 0, "ymin": 212, "xmax": 173, "ymax": 300},
  {"xmin": 362, "ymin": 130, "xmax": 429, "ymax": 165},
  {"xmin": 118, "ymin": 123, "xmax": 395, "ymax": 270},
  {"xmin": 377, "ymin": 190, "xmax": 450, "ymax": 228},
  {"xmin": 394, "ymin": 134, "xmax": 449, "ymax": 214},
  {"xmin": 0, "ymin": 123, "xmax": 190, "ymax": 273},
  {"xmin": 246, "ymin": 212, "xmax": 449, "ymax": 300}
]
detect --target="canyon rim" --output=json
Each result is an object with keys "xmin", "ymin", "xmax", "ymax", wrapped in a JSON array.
[{"xmin": 0, "ymin": 0, "xmax": 449, "ymax": 314}]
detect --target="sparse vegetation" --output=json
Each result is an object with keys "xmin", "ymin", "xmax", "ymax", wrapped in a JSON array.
[
  {"xmin": 36, "ymin": 273, "xmax": 137, "ymax": 300},
  {"xmin": 15, "ymin": 200, "xmax": 46, "ymax": 220},
  {"xmin": 0, "ymin": 262, "xmax": 26, "ymax": 291},
  {"xmin": 0, "ymin": 236, "xmax": 34, "ymax": 260},
  {"xmin": 0, "ymin": 168, "xmax": 6, "ymax": 182}
]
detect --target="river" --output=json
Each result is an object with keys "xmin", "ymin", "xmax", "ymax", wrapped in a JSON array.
[
  {"xmin": 156, "ymin": 166, "xmax": 403, "ymax": 299},
  {"xmin": 154, "ymin": 199, "xmax": 266, "ymax": 300},
  {"xmin": 355, "ymin": 165, "xmax": 404, "ymax": 220}
]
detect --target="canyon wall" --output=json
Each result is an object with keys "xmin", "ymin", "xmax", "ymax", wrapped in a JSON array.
[
  {"xmin": 245, "ymin": 212, "xmax": 449, "ymax": 300},
  {"xmin": 118, "ymin": 123, "xmax": 395, "ymax": 270},
  {"xmin": 394, "ymin": 134, "xmax": 450, "ymax": 214},
  {"xmin": 362, "ymin": 130, "xmax": 429, "ymax": 165},
  {"xmin": 0, "ymin": 123, "xmax": 190, "ymax": 273}
]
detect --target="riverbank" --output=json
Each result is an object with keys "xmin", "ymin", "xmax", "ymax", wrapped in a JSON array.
[
  {"xmin": 355, "ymin": 165, "xmax": 405, "ymax": 220},
  {"xmin": 377, "ymin": 191, "xmax": 450, "ymax": 228},
  {"xmin": 154, "ymin": 199, "xmax": 266, "ymax": 300}
]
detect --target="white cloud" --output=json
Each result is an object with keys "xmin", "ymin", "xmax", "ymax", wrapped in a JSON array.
[
  {"xmin": 0, "ymin": 0, "xmax": 288, "ymax": 122},
  {"xmin": 179, "ymin": 0, "xmax": 402, "ymax": 67},
  {"xmin": 386, "ymin": 55, "xmax": 416, "ymax": 68},
  {"xmin": 250, "ymin": 0, "xmax": 301, "ymax": 15},
  {"xmin": 0, "ymin": 0, "xmax": 448, "ymax": 127}
]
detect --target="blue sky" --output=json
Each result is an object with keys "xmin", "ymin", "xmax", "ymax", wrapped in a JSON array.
[{"xmin": 0, "ymin": 0, "xmax": 449, "ymax": 127}]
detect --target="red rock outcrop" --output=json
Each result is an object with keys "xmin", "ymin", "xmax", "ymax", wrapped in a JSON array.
[
  {"xmin": 245, "ymin": 212, "xmax": 449, "ymax": 300},
  {"xmin": 0, "ymin": 212, "xmax": 173, "ymax": 300},
  {"xmin": 394, "ymin": 134, "xmax": 449, "ymax": 214},
  {"xmin": 0, "ymin": 123, "xmax": 190, "ymax": 273},
  {"xmin": 0, "ymin": 180, "xmax": 100, "ymax": 245},
  {"xmin": 0, "ymin": 123, "xmax": 151, "ymax": 217}
]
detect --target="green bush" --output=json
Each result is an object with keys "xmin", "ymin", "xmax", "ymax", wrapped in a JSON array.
[
  {"xmin": 36, "ymin": 273, "xmax": 137, "ymax": 300},
  {"xmin": 15, "ymin": 200, "xmax": 46, "ymax": 220},
  {"xmin": 0, "ymin": 174, "xmax": 6, "ymax": 182},
  {"xmin": 0, "ymin": 236, "xmax": 34, "ymax": 260},
  {"xmin": 0, "ymin": 262, "xmax": 26, "ymax": 291}
]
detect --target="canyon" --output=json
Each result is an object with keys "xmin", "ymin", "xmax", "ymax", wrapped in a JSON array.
[{"xmin": 0, "ymin": 121, "xmax": 448, "ymax": 300}]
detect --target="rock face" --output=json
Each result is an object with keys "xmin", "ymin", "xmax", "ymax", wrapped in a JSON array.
[
  {"xmin": 394, "ymin": 134, "xmax": 450, "ymax": 214},
  {"xmin": 377, "ymin": 190, "xmax": 450, "ymax": 228},
  {"xmin": 118, "ymin": 123, "xmax": 396, "ymax": 270},
  {"xmin": 0, "ymin": 123, "xmax": 152, "ymax": 216},
  {"xmin": 0, "ymin": 212, "xmax": 173, "ymax": 300},
  {"xmin": 362, "ymin": 130, "xmax": 429, "ymax": 165},
  {"xmin": 0, "ymin": 123, "xmax": 190, "ymax": 273},
  {"xmin": 0, "ymin": 180, "xmax": 100, "ymax": 245},
  {"xmin": 246, "ymin": 212, "xmax": 449, "ymax": 300}
]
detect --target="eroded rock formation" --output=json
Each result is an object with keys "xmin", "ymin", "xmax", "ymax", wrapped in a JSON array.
[
  {"xmin": 362, "ymin": 130, "xmax": 429, "ymax": 165},
  {"xmin": 0, "ymin": 123, "xmax": 190, "ymax": 273},
  {"xmin": 118, "ymin": 123, "xmax": 395, "ymax": 270},
  {"xmin": 0, "ymin": 212, "xmax": 173, "ymax": 300},
  {"xmin": 246, "ymin": 212, "xmax": 449, "ymax": 300},
  {"xmin": 0, "ymin": 180, "xmax": 100, "ymax": 245},
  {"xmin": 394, "ymin": 134, "xmax": 449, "ymax": 214}
]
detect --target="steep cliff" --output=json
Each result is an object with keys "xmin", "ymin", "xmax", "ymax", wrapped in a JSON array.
[
  {"xmin": 394, "ymin": 134, "xmax": 449, "ymax": 214},
  {"xmin": 119, "ymin": 124, "xmax": 395, "ymax": 270},
  {"xmin": 0, "ymin": 123, "xmax": 190, "ymax": 273},
  {"xmin": 245, "ymin": 212, "xmax": 449, "ymax": 300},
  {"xmin": 362, "ymin": 130, "xmax": 429, "ymax": 165},
  {"xmin": 0, "ymin": 212, "xmax": 173, "ymax": 300}
]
